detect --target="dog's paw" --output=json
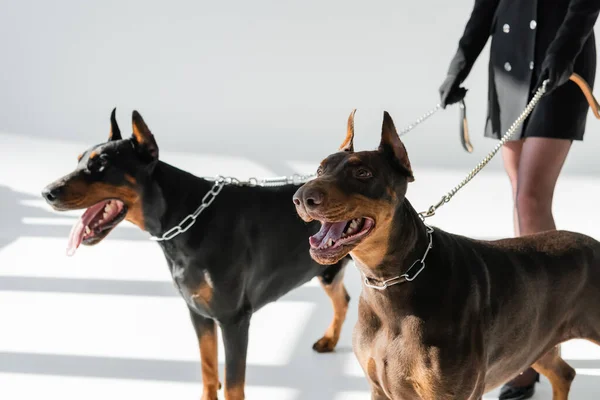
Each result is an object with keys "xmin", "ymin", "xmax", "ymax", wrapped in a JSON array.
[
  {"xmin": 200, "ymin": 383, "xmax": 221, "ymax": 400},
  {"xmin": 312, "ymin": 336, "xmax": 336, "ymax": 353}
]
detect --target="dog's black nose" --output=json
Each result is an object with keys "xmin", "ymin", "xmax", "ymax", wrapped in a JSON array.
[{"xmin": 42, "ymin": 186, "xmax": 62, "ymax": 203}]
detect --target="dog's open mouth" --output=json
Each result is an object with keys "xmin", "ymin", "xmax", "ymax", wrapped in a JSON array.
[
  {"xmin": 66, "ymin": 199, "xmax": 127, "ymax": 256},
  {"xmin": 309, "ymin": 217, "xmax": 374, "ymax": 254}
]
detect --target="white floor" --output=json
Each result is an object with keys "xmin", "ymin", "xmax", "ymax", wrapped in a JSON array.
[{"xmin": 1, "ymin": 132, "xmax": 600, "ymax": 399}]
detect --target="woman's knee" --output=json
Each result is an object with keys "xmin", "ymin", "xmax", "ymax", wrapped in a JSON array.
[{"xmin": 515, "ymin": 188, "xmax": 552, "ymax": 219}]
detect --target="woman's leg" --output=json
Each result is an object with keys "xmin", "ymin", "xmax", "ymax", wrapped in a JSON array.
[
  {"xmin": 515, "ymin": 137, "xmax": 572, "ymax": 235},
  {"xmin": 501, "ymin": 136, "xmax": 572, "ymax": 394},
  {"xmin": 501, "ymin": 140, "xmax": 525, "ymax": 237}
]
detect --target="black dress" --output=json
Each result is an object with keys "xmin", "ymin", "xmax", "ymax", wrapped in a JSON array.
[{"xmin": 447, "ymin": 0, "xmax": 600, "ymax": 141}]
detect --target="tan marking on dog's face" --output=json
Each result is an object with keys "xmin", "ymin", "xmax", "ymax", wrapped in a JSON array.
[
  {"xmin": 124, "ymin": 174, "xmax": 137, "ymax": 186},
  {"xmin": 347, "ymin": 155, "xmax": 362, "ymax": 164},
  {"xmin": 349, "ymin": 202, "xmax": 395, "ymax": 268},
  {"xmin": 89, "ymin": 151, "xmax": 98, "ymax": 159},
  {"xmin": 47, "ymin": 174, "xmax": 144, "ymax": 230},
  {"xmin": 297, "ymin": 178, "xmax": 396, "ymax": 267}
]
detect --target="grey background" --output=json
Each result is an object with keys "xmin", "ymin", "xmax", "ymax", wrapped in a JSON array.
[{"xmin": 1, "ymin": 0, "xmax": 599, "ymax": 175}]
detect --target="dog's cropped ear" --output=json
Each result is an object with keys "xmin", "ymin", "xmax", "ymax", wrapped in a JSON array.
[
  {"xmin": 108, "ymin": 108, "xmax": 122, "ymax": 141},
  {"xmin": 131, "ymin": 110, "xmax": 159, "ymax": 161},
  {"xmin": 339, "ymin": 109, "xmax": 357, "ymax": 152},
  {"xmin": 378, "ymin": 111, "xmax": 414, "ymax": 182}
]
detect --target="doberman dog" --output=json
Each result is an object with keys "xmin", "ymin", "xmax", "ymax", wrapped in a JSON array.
[
  {"xmin": 41, "ymin": 109, "xmax": 351, "ymax": 400},
  {"xmin": 293, "ymin": 109, "xmax": 600, "ymax": 399}
]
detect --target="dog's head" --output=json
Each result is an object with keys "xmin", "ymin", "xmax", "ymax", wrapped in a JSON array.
[
  {"xmin": 42, "ymin": 109, "xmax": 161, "ymax": 256},
  {"xmin": 293, "ymin": 110, "xmax": 414, "ymax": 265}
]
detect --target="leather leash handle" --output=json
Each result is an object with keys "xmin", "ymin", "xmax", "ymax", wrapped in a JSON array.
[
  {"xmin": 570, "ymin": 73, "xmax": 600, "ymax": 119},
  {"xmin": 459, "ymin": 99, "xmax": 473, "ymax": 153}
]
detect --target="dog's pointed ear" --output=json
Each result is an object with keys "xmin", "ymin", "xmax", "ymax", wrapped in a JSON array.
[
  {"xmin": 339, "ymin": 109, "xmax": 356, "ymax": 152},
  {"xmin": 108, "ymin": 108, "xmax": 122, "ymax": 141},
  {"xmin": 378, "ymin": 111, "xmax": 414, "ymax": 182},
  {"xmin": 131, "ymin": 110, "xmax": 159, "ymax": 161}
]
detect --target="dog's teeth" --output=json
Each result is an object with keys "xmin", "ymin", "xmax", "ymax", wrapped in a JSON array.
[
  {"xmin": 85, "ymin": 226, "xmax": 91, "ymax": 234},
  {"xmin": 105, "ymin": 202, "xmax": 116, "ymax": 214},
  {"xmin": 327, "ymin": 238, "xmax": 334, "ymax": 247}
]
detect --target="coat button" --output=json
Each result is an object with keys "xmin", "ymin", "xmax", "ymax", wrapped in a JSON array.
[
  {"xmin": 530, "ymin": 20, "xmax": 537, "ymax": 29},
  {"xmin": 503, "ymin": 23, "xmax": 510, "ymax": 33},
  {"xmin": 504, "ymin": 62, "xmax": 512, "ymax": 72},
  {"xmin": 529, "ymin": 61, "xmax": 534, "ymax": 70}
]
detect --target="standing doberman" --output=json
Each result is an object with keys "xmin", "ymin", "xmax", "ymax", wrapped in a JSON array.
[
  {"xmin": 41, "ymin": 109, "xmax": 351, "ymax": 400},
  {"xmin": 293, "ymin": 110, "xmax": 600, "ymax": 399}
]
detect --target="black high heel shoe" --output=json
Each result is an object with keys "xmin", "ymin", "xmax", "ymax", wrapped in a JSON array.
[{"xmin": 498, "ymin": 372, "xmax": 540, "ymax": 400}]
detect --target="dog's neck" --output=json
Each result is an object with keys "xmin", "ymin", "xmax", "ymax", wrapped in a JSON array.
[
  {"xmin": 139, "ymin": 160, "xmax": 214, "ymax": 241},
  {"xmin": 351, "ymin": 198, "xmax": 431, "ymax": 284}
]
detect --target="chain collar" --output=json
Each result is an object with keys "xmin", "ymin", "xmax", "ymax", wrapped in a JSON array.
[
  {"xmin": 149, "ymin": 174, "xmax": 315, "ymax": 242},
  {"xmin": 361, "ymin": 223, "xmax": 434, "ymax": 290}
]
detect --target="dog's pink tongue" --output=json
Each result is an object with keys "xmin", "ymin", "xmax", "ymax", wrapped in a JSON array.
[
  {"xmin": 66, "ymin": 202, "xmax": 106, "ymax": 257},
  {"xmin": 309, "ymin": 221, "xmax": 347, "ymax": 248}
]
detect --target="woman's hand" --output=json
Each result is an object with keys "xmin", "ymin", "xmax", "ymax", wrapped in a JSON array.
[
  {"xmin": 439, "ymin": 75, "xmax": 468, "ymax": 109},
  {"xmin": 536, "ymin": 54, "xmax": 574, "ymax": 94}
]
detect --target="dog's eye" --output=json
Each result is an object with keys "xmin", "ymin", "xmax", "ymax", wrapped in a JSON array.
[
  {"xmin": 316, "ymin": 166, "xmax": 324, "ymax": 176},
  {"xmin": 88, "ymin": 154, "xmax": 109, "ymax": 174},
  {"xmin": 97, "ymin": 154, "xmax": 109, "ymax": 172},
  {"xmin": 354, "ymin": 168, "xmax": 372, "ymax": 179}
]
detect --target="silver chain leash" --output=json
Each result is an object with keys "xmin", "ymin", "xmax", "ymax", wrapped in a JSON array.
[
  {"xmin": 204, "ymin": 173, "xmax": 317, "ymax": 187},
  {"xmin": 149, "ymin": 104, "xmax": 443, "ymax": 242},
  {"xmin": 398, "ymin": 104, "xmax": 442, "ymax": 137},
  {"xmin": 418, "ymin": 79, "xmax": 549, "ymax": 220}
]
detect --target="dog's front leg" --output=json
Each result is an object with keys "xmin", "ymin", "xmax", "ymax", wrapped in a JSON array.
[
  {"xmin": 189, "ymin": 310, "xmax": 221, "ymax": 400},
  {"xmin": 221, "ymin": 313, "xmax": 251, "ymax": 400},
  {"xmin": 313, "ymin": 264, "xmax": 350, "ymax": 352}
]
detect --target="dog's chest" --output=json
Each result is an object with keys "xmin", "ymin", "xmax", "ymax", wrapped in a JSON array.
[
  {"xmin": 170, "ymin": 262, "xmax": 215, "ymax": 315},
  {"xmin": 354, "ymin": 308, "xmax": 445, "ymax": 399}
]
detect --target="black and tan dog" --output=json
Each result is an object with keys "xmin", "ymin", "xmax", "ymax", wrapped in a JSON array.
[
  {"xmin": 293, "ymin": 110, "xmax": 600, "ymax": 399},
  {"xmin": 41, "ymin": 109, "xmax": 351, "ymax": 400}
]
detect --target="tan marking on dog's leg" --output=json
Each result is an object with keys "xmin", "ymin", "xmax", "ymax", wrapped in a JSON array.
[
  {"xmin": 224, "ymin": 382, "xmax": 244, "ymax": 400},
  {"xmin": 532, "ymin": 346, "xmax": 575, "ymax": 400},
  {"xmin": 199, "ymin": 323, "xmax": 221, "ymax": 400},
  {"xmin": 313, "ymin": 270, "xmax": 350, "ymax": 353}
]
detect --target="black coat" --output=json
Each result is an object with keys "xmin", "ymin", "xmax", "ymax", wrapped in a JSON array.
[{"xmin": 447, "ymin": 0, "xmax": 600, "ymax": 141}]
